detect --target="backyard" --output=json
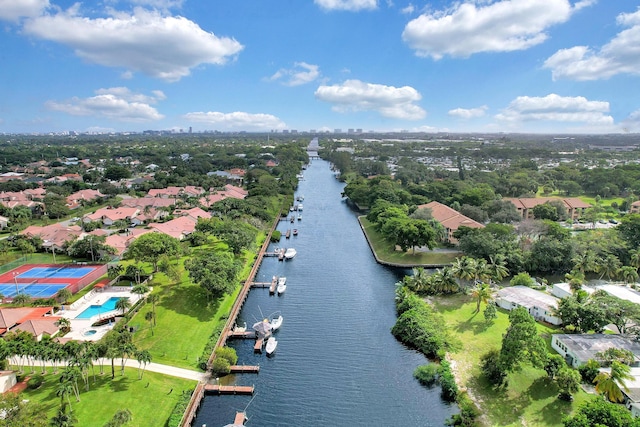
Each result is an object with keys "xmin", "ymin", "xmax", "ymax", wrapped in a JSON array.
[
  {"xmin": 359, "ymin": 216, "xmax": 461, "ymax": 266},
  {"xmin": 432, "ymin": 294, "xmax": 590, "ymax": 426}
]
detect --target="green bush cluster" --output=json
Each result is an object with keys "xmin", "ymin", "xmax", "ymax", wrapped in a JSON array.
[
  {"xmin": 197, "ymin": 324, "xmax": 225, "ymax": 370},
  {"xmin": 446, "ymin": 392, "xmax": 480, "ymax": 426},
  {"xmin": 439, "ymin": 360, "xmax": 458, "ymax": 402},
  {"xmin": 414, "ymin": 363, "xmax": 440, "ymax": 386},
  {"xmin": 392, "ymin": 291, "xmax": 452, "ymax": 359},
  {"xmin": 211, "ymin": 347, "xmax": 238, "ymax": 375},
  {"xmin": 27, "ymin": 374, "xmax": 44, "ymax": 389},
  {"xmin": 167, "ymin": 389, "xmax": 195, "ymax": 427}
]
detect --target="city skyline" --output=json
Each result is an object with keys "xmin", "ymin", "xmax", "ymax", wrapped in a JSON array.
[{"xmin": 1, "ymin": 0, "xmax": 639, "ymax": 134}]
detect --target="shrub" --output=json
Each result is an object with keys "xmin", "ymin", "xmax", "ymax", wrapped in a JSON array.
[
  {"xmin": 578, "ymin": 359, "xmax": 600, "ymax": 384},
  {"xmin": 167, "ymin": 389, "xmax": 194, "ymax": 427},
  {"xmin": 414, "ymin": 363, "xmax": 440, "ymax": 386},
  {"xmin": 270, "ymin": 230, "xmax": 282, "ymax": 242},
  {"xmin": 446, "ymin": 392, "xmax": 479, "ymax": 426},
  {"xmin": 480, "ymin": 349, "xmax": 507, "ymax": 386},
  {"xmin": 27, "ymin": 374, "xmax": 44, "ymax": 389},
  {"xmin": 215, "ymin": 346, "xmax": 238, "ymax": 365},
  {"xmin": 211, "ymin": 357, "xmax": 231, "ymax": 376},
  {"xmin": 439, "ymin": 360, "xmax": 458, "ymax": 402}
]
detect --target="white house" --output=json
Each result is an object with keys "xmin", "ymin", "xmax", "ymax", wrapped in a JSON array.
[
  {"xmin": 551, "ymin": 333, "xmax": 640, "ymax": 368},
  {"xmin": 551, "ymin": 282, "xmax": 596, "ymax": 299},
  {"xmin": 496, "ymin": 286, "xmax": 562, "ymax": 325}
]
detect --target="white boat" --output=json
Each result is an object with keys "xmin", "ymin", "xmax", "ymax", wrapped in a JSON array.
[
  {"xmin": 265, "ymin": 336, "xmax": 278, "ymax": 355},
  {"xmin": 277, "ymin": 281, "xmax": 287, "ymax": 295},
  {"xmin": 284, "ymin": 248, "xmax": 297, "ymax": 260},
  {"xmin": 297, "ymin": 203, "xmax": 303, "ymax": 211},
  {"xmin": 232, "ymin": 322, "xmax": 247, "ymax": 333},
  {"xmin": 270, "ymin": 315, "xmax": 283, "ymax": 331},
  {"xmin": 278, "ymin": 276, "xmax": 286, "ymax": 286}
]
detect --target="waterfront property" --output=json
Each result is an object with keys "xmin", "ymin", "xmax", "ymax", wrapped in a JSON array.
[
  {"xmin": 415, "ymin": 201, "xmax": 484, "ymax": 244},
  {"xmin": 496, "ymin": 286, "xmax": 562, "ymax": 325},
  {"xmin": 551, "ymin": 333, "xmax": 640, "ymax": 368}
]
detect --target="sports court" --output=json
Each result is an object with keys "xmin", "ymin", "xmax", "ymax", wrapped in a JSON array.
[{"xmin": 0, "ymin": 263, "xmax": 106, "ymax": 299}]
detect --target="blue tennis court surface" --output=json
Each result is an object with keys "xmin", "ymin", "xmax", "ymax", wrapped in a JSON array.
[
  {"xmin": 17, "ymin": 267, "xmax": 95, "ymax": 279},
  {"xmin": 0, "ymin": 283, "xmax": 69, "ymax": 298}
]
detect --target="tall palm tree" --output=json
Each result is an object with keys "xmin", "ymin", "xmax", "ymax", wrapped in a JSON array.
[
  {"xmin": 472, "ymin": 283, "xmax": 493, "ymax": 313},
  {"xmin": 596, "ymin": 254, "xmax": 622, "ymax": 281},
  {"xmin": 56, "ymin": 318, "xmax": 71, "ymax": 334},
  {"xmin": 131, "ymin": 284, "xmax": 149, "ymax": 303},
  {"xmin": 405, "ymin": 267, "xmax": 429, "ymax": 292},
  {"xmin": 564, "ymin": 270, "xmax": 585, "ymax": 292},
  {"xmin": 629, "ymin": 249, "xmax": 640, "ymax": 271},
  {"xmin": 437, "ymin": 267, "xmax": 460, "ymax": 294},
  {"xmin": 136, "ymin": 349, "xmax": 152, "ymax": 380},
  {"xmin": 55, "ymin": 380, "xmax": 75, "ymax": 410},
  {"xmin": 618, "ymin": 266, "xmax": 639, "ymax": 286},
  {"xmin": 571, "ymin": 250, "xmax": 597, "ymax": 275},
  {"xmin": 487, "ymin": 255, "xmax": 509, "ymax": 285},
  {"xmin": 50, "ymin": 402, "xmax": 78, "ymax": 427},
  {"xmin": 115, "ymin": 297, "xmax": 132, "ymax": 316},
  {"xmin": 147, "ymin": 294, "xmax": 159, "ymax": 326},
  {"xmin": 451, "ymin": 256, "xmax": 476, "ymax": 288},
  {"xmin": 594, "ymin": 360, "xmax": 634, "ymax": 403},
  {"xmin": 145, "ymin": 311, "xmax": 155, "ymax": 336}
]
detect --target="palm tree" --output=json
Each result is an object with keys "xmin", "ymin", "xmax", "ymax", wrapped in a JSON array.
[
  {"xmin": 594, "ymin": 360, "xmax": 634, "ymax": 403},
  {"xmin": 596, "ymin": 254, "xmax": 622, "ymax": 281},
  {"xmin": 50, "ymin": 402, "xmax": 78, "ymax": 427},
  {"xmin": 12, "ymin": 292, "xmax": 31, "ymax": 307},
  {"xmin": 451, "ymin": 256, "xmax": 476, "ymax": 288},
  {"xmin": 571, "ymin": 250, "xmax": 597, "ymax": 275},
  {"xmin": 60, "ymin": 367, "xmax": 82, "ymax": 402},
  {"xmin": 487, "ymin": 255, "xmax": 509, "ymax": 285},
  {"xmin": 136, "ymin": 349, "xmax": 152, "ymax": 380},
  {"xmin": 618, "ymin": 266, "xmax": 639, "ymax": 286},
  {"xmin": 115, "ymin": 297, "xmax": 132, "ymax": 316},
  {"xmin": 629, "ymin": 249, "xmax": 640, "ymax": 271},
  {"xmin": 56, "ymin": 288, "xmax": 73, "ymax": 305},
  {"xmin": 107, "ymin": 264, "xmax": 123, "ymax": 280},
  {"xmin": 56, "ymin": 318, "xmax": 71, "ymax": 334},
  {"xmin": 131, "ymin": 284, "xmax": 149, "ymax": 301},
  {"xmin": 145, "ymin": 311, "xmax": 155, "ymax": 336},
  {"xmin": 437, "ymin": 267, "xmax": 460, "ymax": 294},
  {"xmin": 472, "ymin": 282, "xmax": 493, "ymax": 313},
  {"xmin": 147, "ymin": 294, "xmax": 159, "ymax": 326},
  {"xmin": 55, "ymin": 380, "xmax": 75, "ymax": 410},
  {"xmin": 564, "ymin": 270, "xmax": 585, "ymax": 292}
]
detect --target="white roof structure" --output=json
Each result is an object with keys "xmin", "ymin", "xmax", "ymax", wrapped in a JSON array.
[
  {"xmin": 497, "ymin": 286, "xmax": 559, "ymax": 312},
  {"xmin": 596, "ymin": 284, "xmax": 640, "ymax": 306}
]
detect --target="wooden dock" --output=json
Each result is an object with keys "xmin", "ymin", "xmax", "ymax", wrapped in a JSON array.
[
  {"xmin": 254, "ymin": 338, "xmax": 264, "ymax": 352},
  {"xmin": 234, "ymin": 412, "xmax": 248, "ymax": 425},
  {"xmin": 204, "ymin": 384, "xmax": 255, "ymax": 395},
  {"xmin": 227, "ymin": 330, "xmax": 255, "ymax": 339},
  {"xmin": 270, "ymin": 276, "xmax": 277, "ymax": 294},
  {"xmin": 229, "ymin": 365, "xmax": 260, "ymax": 374}
]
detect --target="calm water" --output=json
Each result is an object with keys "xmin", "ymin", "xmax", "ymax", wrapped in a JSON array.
[{"xmin": 194, "ymin": 159, "xmax": 457, "ymax": 427}]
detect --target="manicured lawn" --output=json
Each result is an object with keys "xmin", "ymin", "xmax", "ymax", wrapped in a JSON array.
[
  {"xmin": 21, "ymin": 368, "xmax": 195, "ymax": 427},
  {"xmin": 128, "ymin": 264, "xmax": 237, "ymax": 370},
  {"xmin": 433, "ymin": 294, "xmax": 590, "ymax": 427},
  {"xmin": 359, "ymin": 217, "xmax": 461, "ymax": 266}
]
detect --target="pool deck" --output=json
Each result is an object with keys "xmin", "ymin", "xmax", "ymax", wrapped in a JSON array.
[{"xmin": 60, "ymin": 288, "xmax": 145, "ymax": 342}]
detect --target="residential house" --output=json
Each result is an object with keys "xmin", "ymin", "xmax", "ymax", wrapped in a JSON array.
[
  {"xmin": 66, "ymin": 189, "xmax": 106, "ymax": 209},
  {"xmin": 147, "ymin": 186, "xmax": 204, "ymax": 199},
  {"xmin": 105, "ymin": 228, "xmax": 152, "ymax": 256},
  {"xmin": 0, "ymin": 216, "xmax": 8, "ymax": 230},
  {"xmin": 0, "ymin": 307, "xmax": 60, "ymax": 341},
  {"xmin": 148, "ymin": 216, "xmax": 198, "ymax": 240},
  {"xmin": 552, "ymin": 333, "xmax": 640, "ymax": 368},
  {"xmin": 84, "ymin": 207, "xmax": 140, "ymax": 226},
  {"xmin": 496, "ymin": 286, "xmax": 562, "ymax": 325},
  {"xmin": 21, "ymin": 223, "xmax": 84, "ymax": 252},
  {"xmin": 174, "ymin": 207, "xmax": 211, "ymax": 222},
  {"xmin": 504, "ymin": 197, "xmax": 591, "ymax": 221},
  {"xmin": 631, "ymin": 200, "xmax": 640, "ymax": 214},
  {"xmin": 415, "ymin": 201, "xmax": 484, "ymax": 244}
]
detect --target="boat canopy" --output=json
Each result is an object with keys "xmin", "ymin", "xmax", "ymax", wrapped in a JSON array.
[{"xmin": 252, "ymin": 319, "xmax": 271, "ymax": 336}]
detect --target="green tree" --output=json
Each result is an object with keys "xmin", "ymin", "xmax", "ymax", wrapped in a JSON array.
[
  {"xmin": 135, "ymin": 350, "xmax": 152, "ymax": 380},
  {"xmin": 555, "ymin": 367, "xmax": 581, "ymax": 401},
  {"xmin": 483, "ymin": 303, "xmax": 497, "ymax": 323},
  {"xmin": 103, "ymin": 409, "xmax": 132, "ymax": 427},
  {"xmin": 499, "ymin": 307, "xmax": 547, "ymax": 372},
  {"xmin": 0, "ymin": 392, "xmax": 47, "ymax": 427},
  {"xmin": 115, "ymin": 298, "xmax": 131, "ymax": 316},
  {"xmin": 185, "ymin": 252, "xmax": 239, "ymax": 299},
  {"xmin": 56, "ymin": 288, "xmax": 72, "ymax": 305},
  {"xmin": 123, "ymin": 233, "xmax": 182, "ymax": 271},
  {"xmin": 471, "ymin": 282, "xmax": 492, "ymax": 313},
  {"xmin": 617, "ymin": 213, "xmax": 640, "ymax": 248},
  {"xmin": 563, "ymin": 396, "xmax": 640, "ymax": 427},
  {"xmin": 594, "ymin": 360, "xmax": 633, "ymax": 403},
  {"xmin": 49, "ymin": 403, "xmax": 77, "ymax": 427},
  {"xmin": 144, "ymin": 311, "xmax": 155, "ymax": 336}
]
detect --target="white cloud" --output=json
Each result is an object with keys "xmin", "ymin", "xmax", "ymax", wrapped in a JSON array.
[
  {"xmin": 128, "ymin": 0, "xmax": 184, "ymax": 9},
  {"xmin": 0, "ymin": 0, "xmax": 48, "ymax": 21},
  {"xmin": 401, "ymin": 4, "xmax": 415, "ymax": 15},
  {"xmin": 495, "ymin": 94, "xmax": 613, "ymax": 126},
  {"xmin": 183, "ymin": 111, "xmax": 286, "ymax": 131},
  {"xmin": 315, "ymin": 79, "xmax": 426, "ymax": 120},
  {"xmin": 268, "ymin": 62, "xmax": 320, "ymax": 86},
  {"xmin": 45, "ymin": 88, "xmax": 165, "ymax": 122},
  {"xmin": 23, "ymin": 7, "xmax": 243, "ymax": 81},
  {"xmin": 544, "ymin": 8, "xmax": 640, "ymax": 80},
  {"xmin": 448, "ymin": 105, "xmax": 488, "ymax": 119},
  {"xmin": 314, "ymin": 0, "xmax": 377, "ymax": 11},
  {"xmin": 402, "ymin": 0, "xmax": 582, "ymax": 59}
]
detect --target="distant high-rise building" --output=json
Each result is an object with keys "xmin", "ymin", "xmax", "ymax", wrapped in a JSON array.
[
  {"xmin": 283, "ymin": 129, "xmax": 290, "ymax": 134},
  {"xmin": 310, "ymin": 129, "xmax": 316, "ymax": 133},
  {"xmin": 356, "ymin": 129, "xmax": 363, "ymax": 133},
  {"xmin": 334, "ymin": 128, "xmax": 342, "ymax": 133},
  {"xmin": 189, "ymin": 126, "xmax": 192, "ymax": 134},
  {"xmin": 291, "ymin": 129, "xmax": 298, "ymax": 134},
  {"xmin": 348, "ymin": 128, "xmax": 354, "ymax": 134}
]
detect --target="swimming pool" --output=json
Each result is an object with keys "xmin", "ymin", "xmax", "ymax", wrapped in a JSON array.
[{"xmin": 76, "ymin": 297, "xmax": 125, "ymax": 319}]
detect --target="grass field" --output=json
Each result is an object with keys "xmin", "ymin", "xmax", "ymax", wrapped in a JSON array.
[
  {"xmin": 21, "ymin": 368, "xmax": 195, "ymax": 427},
  {"xmin": 433, "ymin": 294, "xmax": 589, "ymax": 427},
  {"xmin": 359, "ymin": 216, "xmax": 461, "ymax": 266}
]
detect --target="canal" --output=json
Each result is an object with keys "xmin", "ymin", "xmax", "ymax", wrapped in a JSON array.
[{"xmin": 194, "ymin": 159, "xmax": 458, "ymax": 426}]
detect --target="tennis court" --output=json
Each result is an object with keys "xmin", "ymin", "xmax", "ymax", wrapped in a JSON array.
[
  {"xmin": 17, "ymin": 266, "xmax": 95, "ymax": 279},
  {"xmin": 0, "ymin": 283, "xmax": 69, "ymax": 298}
]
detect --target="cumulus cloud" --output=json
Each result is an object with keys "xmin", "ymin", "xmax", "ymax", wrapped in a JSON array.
[
  {"xmin": 448, "ymin": 105, "xmax": 488, "ymax": 119},
  {"xmin": 183, "ymin": 111, "xmax": 286, "ymax": 131},
  {"xmin": 45, "ymin": 87, "xmax": 165, "ymax": 122},
  {"xmin": 268, "ymin": 62, "xmax": 321, "ymax": 86},
  {"xmin": 315, "ymin": 79, "xmax": 426, "ymax": 120},
  {"xmin": 402, "ymin": 0, "xmax": 584, "ymax": 59},
  {"xmin": 401, "ymin": 4, "xmax": 415, "ymax": 15},
  {"xmin": 22, "ymin": 7, "xmax": 243, "ymax": 81},
  {"xmin": 0, "ymin": 0, "xmax": 48, "ymax": 21},
  {"xmin": 128, "ymin": 0, "xmax": 184, "ymax": 9},
  {"xmin": 315, "ymin": 0, "xmax": 377, "ymax": 11},
  {"xmin": 544, "ymin": 8, "xmax": 640, "ymax": 80},
  {"xmin": 495, "ymin": 94, "xmax": 613, "ymax": 126}
]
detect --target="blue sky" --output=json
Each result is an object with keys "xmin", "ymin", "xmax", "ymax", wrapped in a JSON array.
[{"xmin": 1, "ymin": 0, "xmax": 639, "ymax": 134}]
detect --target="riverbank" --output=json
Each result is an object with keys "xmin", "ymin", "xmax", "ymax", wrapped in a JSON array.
[
  {"xmin": 433, "ymin": 294, "xmax": 589, "ymax": 426},
  {"xmin": 358, "ymin": 216, "xmax": 461, "ymax": 267}
]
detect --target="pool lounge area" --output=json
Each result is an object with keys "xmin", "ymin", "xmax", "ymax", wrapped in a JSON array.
[{"xmin": 60, "ymin": 289, "xmax": 146, "ymax": 341}]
